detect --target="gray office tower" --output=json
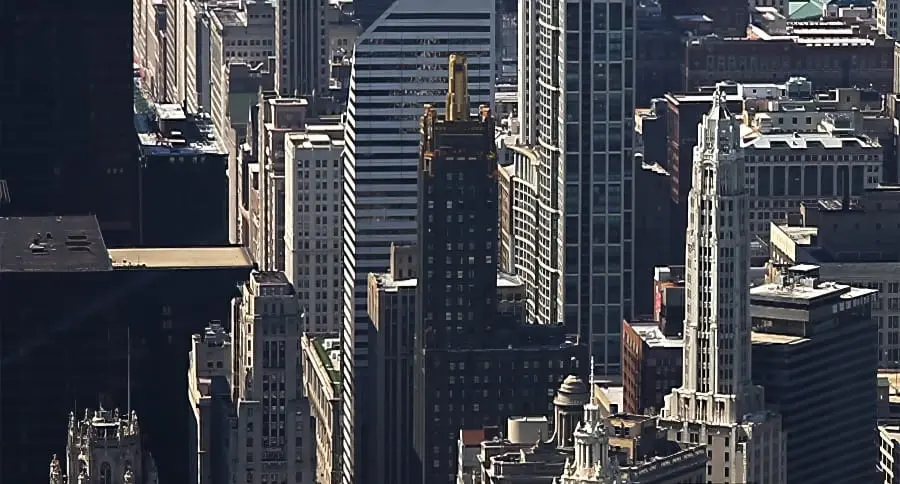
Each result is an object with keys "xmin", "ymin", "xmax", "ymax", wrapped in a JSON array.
[
  {"xmin": 751, "ymin": 265, "xmax": 879, "ymax": 483},
  {"xmin": 340, "ymin": 1, "xmax": 495, "ymax": 482},
  {"xmin": 516, "ymin": 0, "xmax": 636, "ymax": 374}
]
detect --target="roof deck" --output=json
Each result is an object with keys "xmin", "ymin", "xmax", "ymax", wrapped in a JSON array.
[
  {"xmin": 0, "ymin": 216, "xmax": 112, "ymax": 273},
  {"xmin": 109, "ymin": 247, "xmax": 253, "ymax": 269}
]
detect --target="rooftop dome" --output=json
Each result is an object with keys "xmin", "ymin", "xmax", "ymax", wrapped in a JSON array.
[{"xmin": 553, "ymin": 375, "xmax": 589, "ymax": 407}]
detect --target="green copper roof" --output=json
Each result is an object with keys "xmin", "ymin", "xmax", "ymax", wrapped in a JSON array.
[{"xmin": 789, "ymin": 0, "xmax": 826, "ymax": 20}]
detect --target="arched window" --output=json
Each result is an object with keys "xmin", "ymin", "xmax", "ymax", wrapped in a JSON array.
[{"xmin": 99, "ymin": 462, "xmax": 112, "ymax": 484}]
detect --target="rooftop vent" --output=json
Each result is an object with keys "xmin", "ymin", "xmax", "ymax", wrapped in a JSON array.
[
  {"xmin": 29, "ymin": 233, "xmax": 50, "ymax": 254},
  {"xmin": 65, "ymin": 233, "xmax": 92, "ymax": 250}
]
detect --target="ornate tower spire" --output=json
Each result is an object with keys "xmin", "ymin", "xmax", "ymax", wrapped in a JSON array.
[
  {"xmin": 658, "ymin": 83, "xmax": 785, "ymax": 484},
  {"xmin": 49, "ymin": 454, "xmax": 62, "ymax": 484},
  {"xmin": 663, "ymin": 84, "xmax": 756, "ymax": 425}
]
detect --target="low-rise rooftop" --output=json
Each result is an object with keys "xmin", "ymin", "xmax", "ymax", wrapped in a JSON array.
[
  {"xmin": 374, "ymin": 272, "xmax": 523, "ymax": 291},
  {"xmin": 251, "ymin": 270, "xmax": 290, "ymax": 285},
  {"xmin": 742, "ymin": 131, "xmax": 881, "ymax": 150},
  {"xmin": 773, "ymin": 224, "xmax": 819, "ymax": 245},
  {"xmin": 751, "ymin": 331, "xmax": 808, "ymax": 345},
  {"xmin": 212, "ymin": 7, "xmax": 247, "ymax": 27},
  {"xmin": 0, "ymin": 216, "xmax": 111, "ymax": 273},
  {"xmin": 629, "ymin": 321, "xmax": 683, "ymax": 349},
  {"xmin": 134, "ymin": 80, "xmax": 225, "ymax": 156},
  {"xmin": 109, "ymin": 247, "xmax": 253, "ymax": 269},
  {"xmin": 312, "ymin": 337, "xmax": 341, "ymax": 383},
  {"xmin": 751, "ymin": 278, "xmax": 877, "ymax": 302},
  {"xmin": 285, "ymin": 125, "xmax": 345, "ymax": 150},
  {"xmin": 881, "ymin": 424, "xmax": 900, "ymax": 441},
  {"xmin": 666, "ymin": 93, "xmax": 744, "ymax": 104}
]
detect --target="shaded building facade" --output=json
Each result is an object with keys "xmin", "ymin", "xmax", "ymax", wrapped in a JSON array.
[
  {"xmin": 682, "ymin": 21, "xmax": 894, "ymax": 94},
  {"xmin": 135, "ymin": 94, "xmax": 229, "ymax": 247},
  {"xmin": 633, "ymin": 101, "xmax": 674, "ymax": 317},
  {"xmin": 412, "ymin": 57, "xmax": 586, "ymax": 483},
  {"xmin": 621, "ymin": 320, "xmax": 683, "ymax": 416},
  {"xmin": 750, "ymin": 266, "xmax": 879, "ymax": 483},
  {"xmin": 664, "ymin": 93, "xmax": 744, "ymax": 265},
  {"xmin": 2, "ymin": 4, "xmax": 138, "ymax": 245},
  {"xmin": 0, "ymin": 216, "xmax": 252, "ymax": 483}
]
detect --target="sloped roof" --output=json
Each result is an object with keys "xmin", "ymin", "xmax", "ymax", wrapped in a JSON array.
[{"xmin": 789, "ymin": 0, "xmax": 825, "ymax": 20}]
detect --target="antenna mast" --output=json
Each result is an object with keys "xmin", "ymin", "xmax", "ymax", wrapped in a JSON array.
[{"xmin": 589, "ymin": 355, "xmax": 595, "ymax": 385}]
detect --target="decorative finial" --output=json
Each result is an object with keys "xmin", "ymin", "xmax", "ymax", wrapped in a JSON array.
[
  {"xmin": 714, "ymin": 86, "xmax": 726, "ymax": 107},
  {"xmin": 49, "ymin": 454, "xmax": 62, "ymax": 483}
]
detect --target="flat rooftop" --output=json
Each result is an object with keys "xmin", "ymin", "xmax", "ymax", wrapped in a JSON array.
[
  {"xmin": 751, "ymin": 331, "xmax": 808, "ymax": 345},
  {"xmin": 134, "ymin": 80, "xmax": 225, "ymax": 156},
  {"xmin": 376, "ymin": 272, "xmax": 524, "ymax": 291},
  {"xmin": 251, "ymin": 270, "xmax": 290, "ymax": 285},
  {"xmin": 666, "ymin": 93, "xmax": 744, "ymax": 104},
  {"xmin": 751, "ymin": 279, "xmax": 878, "ymax": 302},
  {"xmin": 881, "ymin": 424, "xmax": 900, "ymax": 441},
  {"xmin": 285, "ymin": 127, "xmax": 344, "ymax": 150},
  {"xmin": 461, "ymin": 428, "xmax": 499, "ymax": 447},
  {"xmin": 109, "ymin": 247, "xmax": 253, "ymax": 269},
  {"xmin": 629, "ymin": 322, "xmax": 683, "ymax": 349},
  {"xmin": 311, "ymin": 337, "xmax": 341, "ymax": 383},
  {"xmin": 0, "ymin": 216, "xmax": 112, "ymax": 273},
  {"xmin": 742, "ymin": 131, "xmax": 880, "ymax": 150},
  {"xmin": 641, "ymin": 161, "xmax": 669, "ymax": 176},
  {"xmin": 879, "ymin": 370, "xmax": 900, "ymax": 399},
  {"xmin": 774, "ymin": 224, "xmax": 818, "ymax": 245},
  {"xmin": 212, "ymin": 8, "xmax": 247, "ymax": 27},
  {"xmin": 748, "ymin": 22, "xmax": 878, "ymax": 45}
]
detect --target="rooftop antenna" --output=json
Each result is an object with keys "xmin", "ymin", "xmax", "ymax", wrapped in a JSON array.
[
  {"xmin": 586, "ymin": 355, "xmax": 601, "ymax": 411},
  {"xmin": 589, "ymin": 355, "xmax": 596, "ymax": 386}
]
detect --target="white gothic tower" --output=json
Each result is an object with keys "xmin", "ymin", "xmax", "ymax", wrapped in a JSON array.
[
  {"xmin": 658, "ymin": 86, "xmax": 785, "ymax": 484},
  {"xmin": 52, "ymin": 408, "xmax": 159, "ymax": 484}
]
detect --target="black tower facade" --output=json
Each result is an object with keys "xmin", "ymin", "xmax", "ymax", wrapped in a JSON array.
[
  {"xmin": 0, "ymin": 216, "xmax": 252, "ymax": 483},
  {"xmin": 412, "ymin": 56, "xmax": 585, "ymax": 484},
  {"xmin": 1, "ymin": 4, "xmax": 138, "ymax": 246},
  {"xmin": 416, "ymin": 55, "xmax": 498, "ymax": 350}
]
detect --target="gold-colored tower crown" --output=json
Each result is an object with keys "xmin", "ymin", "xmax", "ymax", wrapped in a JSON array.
[{"xmin": 445, "ymin": 54, "xmax": 470, "ymax": 121}]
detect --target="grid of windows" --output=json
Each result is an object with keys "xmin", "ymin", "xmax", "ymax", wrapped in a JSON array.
[
  {"xmin": 519, "ymin": 0, "xmax": 635, "ymax": 373},
  {"xmin": 339, "ymin": 2, "xmax": 495, "ymax": 481}
]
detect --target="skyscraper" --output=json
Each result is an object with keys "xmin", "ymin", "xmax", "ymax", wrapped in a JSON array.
[
  {"xmin": 276, "ymin": 0, "xmax": 327, "ymax": 97},
  {"xmin": 658, "ymin": 88, "xmax": 785, "ymax": 483},
  {"xmin": 516, "ymin": 0, "xmax": 636, "ymax": 373},
  {"xmin": 340, "ymin": 2, "xmax": 495, "ymax": 482},
  {"xmin": 412, "ymin": 55, "xmax": 585, "ymax": 483},
  {"xmin": 2, "ymin": 4, "xmax": 138, "ymax": 246},
  {"xmin": 231, "ymin": 271, "xmax": 313, "ymax": 484},
  {"xmin": 750, "ymin": 266, "xmax": 878, "ymax": 483},
  {"xmin": 415, "ymin": 57, "xmax": 499, "ymax": 351}
]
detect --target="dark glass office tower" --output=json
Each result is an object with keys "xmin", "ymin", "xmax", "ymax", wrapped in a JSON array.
[
  {"xmin": 412, "ymin": 56, "xmax": 585, "ymax": 484},
  {"xmin": 751, "ymin": 265, "xmax": 879, "ymax": 483},
  {"xmin": 1, "ymin": 4, "xmax": 138, "ymax": 246},
  {"xmin": 416, "ymin": 55, "xmax": 498, "ymax": 350}
]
